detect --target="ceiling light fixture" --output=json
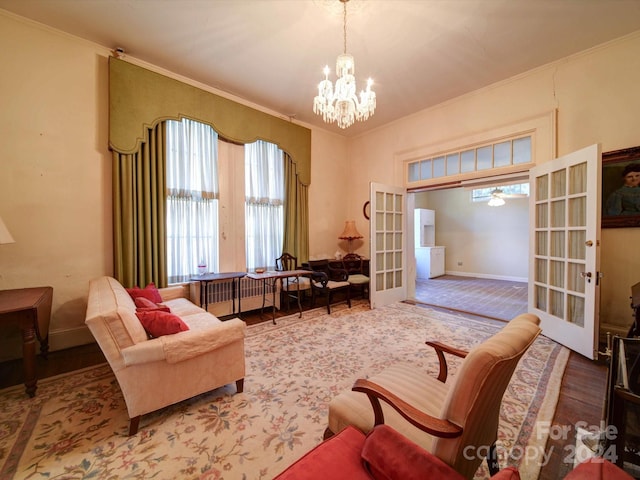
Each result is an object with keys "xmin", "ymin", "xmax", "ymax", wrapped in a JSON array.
[
  {"xmin": 488, "ymin": 188, "xmax": 506, "ymax": 207},
  {"xmin": 313, "ymin": 0, "xmax": 376, "ymax": 129}
]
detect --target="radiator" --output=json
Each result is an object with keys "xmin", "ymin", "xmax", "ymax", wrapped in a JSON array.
[{"xmin": 203, "ymin": 276, "xmax": 279, "ymax": 316}]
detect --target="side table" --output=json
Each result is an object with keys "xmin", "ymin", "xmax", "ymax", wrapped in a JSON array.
[
  {"xmin": 0, "ymin": 286, "xmax": 53, "ymax": 397},
  {"xmin": 190, "ymin": 272, "xmax": 246, "ymax": 316}
]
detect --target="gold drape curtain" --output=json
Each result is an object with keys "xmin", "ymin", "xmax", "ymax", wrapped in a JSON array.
[
  {"xmin": 113, "ymin": 123, "xmax": 168, "ymax": 288},
  {"xmin": 283, "ymin": 153, "xmax": 309, "ymax": 264},
  {"xmin": 109, "ymin": 57, "xmax": 311, "ymax": 285}
]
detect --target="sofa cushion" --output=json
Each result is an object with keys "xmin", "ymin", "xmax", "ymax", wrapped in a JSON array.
[
  {"xmin": 136, "ymin": 310, "xmax": 189, "ymax": 338},
  {"xmin": 362, "ymin": 424, "xmax": 464, "ymax": 480},
  {"xmin": 274, "ymin": 425, "xmax": 370, "ymax": 480},
  {"xmin": 127, "ymin": 282, "xmax": 163, "ymax": 303},
  {"xmin": 134, "ymin": 296, "xmax": 171, "ymax": 312}
]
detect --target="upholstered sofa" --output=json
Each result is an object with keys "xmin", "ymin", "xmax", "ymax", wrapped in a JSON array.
[{"xmin": 85, "ymin": 276, "xmax": 246, "ymax": 435}]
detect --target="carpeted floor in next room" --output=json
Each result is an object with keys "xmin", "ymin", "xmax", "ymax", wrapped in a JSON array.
[
  {"xmin": 415, "ymin": 275, "xmax": 528, "ymax": 321},
  {"xmin": 0, "ymin": 301, "xmax": 567, "ymax": 480}
]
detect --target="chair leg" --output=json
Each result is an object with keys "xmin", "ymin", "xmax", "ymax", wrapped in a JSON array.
[
  {"xmin": 487, "ymin": 442, "xmax": 500, "ymax": 476},
  {"xmin": 236, "ymin": 378, "xmax": 244, "ymax": 393}
]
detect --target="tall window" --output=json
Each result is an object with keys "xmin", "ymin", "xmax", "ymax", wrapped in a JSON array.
[
  {"xmin": 245, "ymin": 140, "xmax": 284, "ymax": 270},
  {"xmin": 166, "ymin": 118, "xmax": 219, "ymax": 283}
]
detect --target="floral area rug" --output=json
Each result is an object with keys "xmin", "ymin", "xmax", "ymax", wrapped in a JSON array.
[{"xmin": 0, "ymin": 302, "xmax": 568, "ymax": 480}]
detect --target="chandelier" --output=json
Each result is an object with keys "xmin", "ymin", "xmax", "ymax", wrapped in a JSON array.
[{"xmin": 313, "ymin": 0, "xmax": 376, "ymax": 129}]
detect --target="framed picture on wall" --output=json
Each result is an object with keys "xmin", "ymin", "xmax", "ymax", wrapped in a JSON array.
[{"xmin": 602, "ymin": 146, "xmax": 640, "ymax": 228}]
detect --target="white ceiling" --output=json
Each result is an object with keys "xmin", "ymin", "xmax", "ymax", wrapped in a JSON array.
[{"xmin": 2, "ymin": 0, "xmax": 640, "ymax": 137}]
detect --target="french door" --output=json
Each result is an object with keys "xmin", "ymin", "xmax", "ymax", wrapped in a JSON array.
[
  {"xmin": 369, "ymin": 182, "xmax": 407, "ymax": 308},
  {"xmin": 528, "ymin": 144, "xmax": 601, "ymax": 359}
]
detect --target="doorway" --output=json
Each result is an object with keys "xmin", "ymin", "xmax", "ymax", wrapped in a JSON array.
[{"xmin": 410, "ymin": 185, "xmax": 530, "ymax": 320}]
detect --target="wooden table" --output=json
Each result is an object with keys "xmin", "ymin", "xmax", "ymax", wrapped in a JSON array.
[
  {"xmin": 246, "ymin": 270, "xmax": 311, "ymax": 324},
  {"xmin": 0, "ymin": 287, "xmax": 53, "ymax": 397},
  {"xmin": 190, "ymin": 272, "xmax": 246, "ymax": 315}
]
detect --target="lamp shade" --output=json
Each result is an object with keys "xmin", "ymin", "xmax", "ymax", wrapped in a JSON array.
[
  {"xmin": 339, "ymin": 220, "xmax": 363, "ymax": 240},
  {"xmin": 0, "ymin": 216, "xmax": 14, "ymax": 244}
]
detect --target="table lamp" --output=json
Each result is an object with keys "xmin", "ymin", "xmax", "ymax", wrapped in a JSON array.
[{"xmin": 338, "ymin": 220, "xmax": 363, "ymax": 254}]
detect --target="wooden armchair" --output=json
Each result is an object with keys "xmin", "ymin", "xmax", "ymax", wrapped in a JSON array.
[
  {"xmin": 342, "ymin": 253, "xmax": 370, "ymax": 299},
  {"xmin": 275, "ymin": 253, "xmax": 311, "ymax": 311},
  {"xmin": 306, "ymin": 259, "xmax": 351, "ymax": 314},
  {"xmin": 325, "ymin": 313, "xmax": 542, "ymax": 479}
]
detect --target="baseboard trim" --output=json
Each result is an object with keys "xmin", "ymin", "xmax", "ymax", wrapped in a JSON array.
[
  {"xmin": 599, "ymin": 322, "xmax": 629, "ymax": 339},
  {"xmin": 443, "ymin": 271, "xmax": 528, "ymax": 283},
  {"xmin": 49, "ymin": 325, "xmax": 96, "ymax": 352}
]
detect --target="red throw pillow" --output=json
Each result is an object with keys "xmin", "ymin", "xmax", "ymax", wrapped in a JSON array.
[
  {"xmin": 134, "ymin": 297, "xmax": 171, "ymax": 312},
  {"xmin": 135, "ymin": 310, "xmax": 189, "ymax": 337},
  {"xmin": 127, "ymin": 282, "xmax": 163, "ymax": 303}
]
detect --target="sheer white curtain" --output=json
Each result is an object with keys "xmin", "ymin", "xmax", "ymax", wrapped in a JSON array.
[
  {"xmin": 166, "ymin": 118, "xmax": 219, "ymax": 283},
  {"xmin": 245, "ymin": 140, "xmax": 284, "ymax": 270}
]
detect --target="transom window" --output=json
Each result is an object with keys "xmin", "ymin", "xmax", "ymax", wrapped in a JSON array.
[{"xmin": 407, "ymin": 135, "xmax": 532, "ymax": 183}]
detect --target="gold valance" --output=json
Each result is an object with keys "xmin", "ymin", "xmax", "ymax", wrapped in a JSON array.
[{"xmin": 109, "ymin": 57, "xmax": 311, "ymax": 185}]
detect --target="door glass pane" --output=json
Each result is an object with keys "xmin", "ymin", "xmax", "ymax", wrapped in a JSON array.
[
  {"xmin": 461, "ymin": 149, "xmax": 475, "ymax": 172},
  {"xmin": 535, "ymin": 285, "xmax": 547, "ymax": 311},
  {"xmin": 420, "ymin": 160, "xmax": 432, "ymax": 180},
  {"xmin": 536, "ymin": 174, "xmax": 548, "ymax": 201},
  {"xmin": 385, "ymin": 271, "xmax": 394, "ymax": 289},
  {"xmin": 550, "ymin": 289, "xmax": 564, "ymax": 318},
  {"xmin": 376, "ymin": 272, "xmax": 384, "ymax": 291},
  {"xmin": 386, "ymin": 252, "xmax": 394, "ymax": 269},
  {"xmin": 477, "ymin": 146, "xmax": 492, "ymax": 170},
  {"xmin": 395, "ymin": 270, "xmax": 402, "ymax": 287},
  {"xmin": 385, "ymin": 193, "xmax": 394, "ymax": 210},
  {"xmin": 569, "ymin": 162, "xmax": 587, "ymax": 194},
  {"xmin": 550, "ymin": 231, "xmax": 565, "ymax": 257},
  {"xmin": 513, "ymin": 137, "xmax": 532, "ymax": 164},
  {"xmin": 385, "ymin": 232, "xmax": 394, "ymax": 249},
  {"xmin": 551, "ymin": 200, "xmax": 565, "ymax": 228},
  {"xmin": 568, "ymin": 294, "xmax": 585, "ymax": 326},
  {"xmin": 567, "ymin": 262, "xmax": 586, "ymax": 293},
  {"xmin": 550, "ymin": 260, "xmax": 564, "ymax": 288},
  {"xmin": 376, "ymin": 251, "xmax": 384, "ymax": 267},
  {"xmin": 395, "ymin": 214, "xmax": 402, "ymax": 230},
  {"xmin": 494, "ymin": 141, "xmax": 511, "ymax": 167},
  {"xmin": 535, "ymin": 258, "xmax": 548, "ymax": 283},
  {"xmin": 376, "ymin": 232, "xmax": 384, "ymax": 250},
  {"xmin": 568, "ymin": 197, "xmax": 586, "ymax": 227},
  {"xmin": 568, "ymin": 230, "xmax": 586, "ymax": 260},
  {"xmin": 376, "ymin": 191, "xmax": 384, "ymax": 208},
  {"xmin": 395, "ymin": 251, "xmax": 402, "ymax": 268},
  {"xmin": 395, "ymin": 232, "xmax": 402, "ymax": 249},
  {"xmin": 446, "ymin": 153, "xmax": 460, "ymax": 174},
  {"xmin": 536, "ymin": 231, "xmax": 548, "ymax": 255},
  {"xmin": 536, "ymin": 203, "xmax": 548, "ymax": 228},
  {"xmin": 551, "ymin": 170, "xmax": 566, "ymax": 198}
]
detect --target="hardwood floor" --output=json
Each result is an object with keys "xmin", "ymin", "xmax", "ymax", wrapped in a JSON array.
[{"xmin": 0, "ymin": 299, "xmax": 610, "ymax": 479}]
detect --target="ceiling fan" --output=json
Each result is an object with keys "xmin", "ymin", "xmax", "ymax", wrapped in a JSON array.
[{"xmin": 487, "ymin": 187, "xmax": 528, "ymax": 206}]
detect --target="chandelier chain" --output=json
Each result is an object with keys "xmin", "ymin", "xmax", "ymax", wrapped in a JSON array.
[{"xmin": 343, "ymin": 0, "xmax": 347, "ymax": 55}]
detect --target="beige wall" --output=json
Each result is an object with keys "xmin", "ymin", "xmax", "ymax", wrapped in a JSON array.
[{"xmin": 1, "ymin": 10, "xmax": 638, "ymax": 359}]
